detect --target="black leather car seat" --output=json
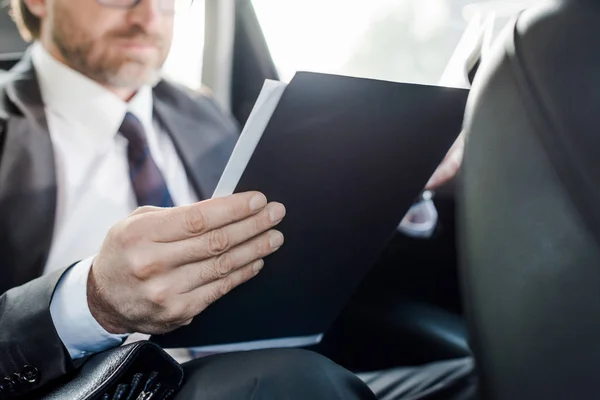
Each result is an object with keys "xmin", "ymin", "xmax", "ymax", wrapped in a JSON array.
[{"xmin": 460, "ymin": 0, "xmax": 600, "ymax": 399}]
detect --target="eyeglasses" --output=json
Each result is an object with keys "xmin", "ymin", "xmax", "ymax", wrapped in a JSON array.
[{"xmin": 96, "ymin": 0, "xmax": 192, "ymax": 14}]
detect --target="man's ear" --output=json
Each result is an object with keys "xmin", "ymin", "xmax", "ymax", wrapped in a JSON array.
[{"xmin": 22, "ymin": 0, "xmax": 47, "ymax": 19}]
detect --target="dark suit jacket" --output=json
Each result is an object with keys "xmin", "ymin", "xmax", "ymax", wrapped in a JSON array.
[{"xmin": 0, "ymin": 54, "xmax": 240, "ymax": 396}]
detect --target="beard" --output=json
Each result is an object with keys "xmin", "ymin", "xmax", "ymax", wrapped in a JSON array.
[{"xmin": 50, "ymin": 3, "xmax": 171, "ymax": 89}]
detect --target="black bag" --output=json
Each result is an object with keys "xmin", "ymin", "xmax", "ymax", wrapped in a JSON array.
[{"xmin": 33, "ymin": 342, "xmax": 184, "ymax": 400}]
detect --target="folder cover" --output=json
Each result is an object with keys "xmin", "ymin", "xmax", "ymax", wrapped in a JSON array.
[{"xmin": 151, "ymin": 71, "xmax": 469, "ymax": 350}]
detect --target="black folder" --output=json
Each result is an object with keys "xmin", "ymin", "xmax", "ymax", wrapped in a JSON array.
[{"xmin": 151, "ymin": 72, "xmax": 469, "ymax": 350}]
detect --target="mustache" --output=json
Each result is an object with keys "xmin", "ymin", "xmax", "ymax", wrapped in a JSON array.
[{"xmin": 107, "ymin": 26, "xmax": 165, "ymax": 47}]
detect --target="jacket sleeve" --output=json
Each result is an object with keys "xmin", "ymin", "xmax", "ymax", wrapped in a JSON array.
[{"xmin": 0, "ymin": 268, "xmax": 75, "ymax": 398}]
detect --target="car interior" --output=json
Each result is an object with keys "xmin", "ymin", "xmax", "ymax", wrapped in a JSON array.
[
  {"xmin": 0, "ymin": 6, "xmax": 25, "ymax": 71},
  {"xmin": 462, "ymin": 0, "xmax": 600, "ymax": 398},
  {"xmin": 1, "ymin": 0, "xmax": 597, "ymax": 398}
]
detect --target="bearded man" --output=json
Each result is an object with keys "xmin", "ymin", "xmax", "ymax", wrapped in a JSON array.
[{"xmin": 0, "ymin": 0, "xmax": 475, "ymax": 399}]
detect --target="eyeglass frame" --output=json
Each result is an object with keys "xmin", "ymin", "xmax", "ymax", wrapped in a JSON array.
[{"xmin": 95, "ymin": 0, "xmax": 192, "ymax": 14}]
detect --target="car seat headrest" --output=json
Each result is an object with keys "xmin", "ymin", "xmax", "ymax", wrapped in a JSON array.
[{"xmin": 460, "ymin": 1, "xmax": 600, "ymax": 399}]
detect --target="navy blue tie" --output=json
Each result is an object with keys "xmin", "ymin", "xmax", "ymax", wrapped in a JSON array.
[{"xmin": 119, "ymin": 112, "xmax": 175, "ymax": 208}]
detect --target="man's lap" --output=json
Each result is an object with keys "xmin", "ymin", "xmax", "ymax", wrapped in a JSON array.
[
  {"xmin": 174, "ymin": 348, "xmax": 377, "ymax": 399},
  {"xmin": 173, "ymin": 348, "xmax": 476, "ymax": 400}
]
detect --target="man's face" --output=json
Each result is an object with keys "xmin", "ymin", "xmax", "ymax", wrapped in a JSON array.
[{"xmin": 42, "ymin": 0, "xmax": 174, "ymax": 89}]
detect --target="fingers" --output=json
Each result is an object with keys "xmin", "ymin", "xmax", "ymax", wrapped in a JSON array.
[
  {"xmin": 131, "ymin": 205, "xmax": 164, "ymax": 216},
  {"xmin": 161, "ymin": 202, "xmax": 286, "ymax": 267},
  {"xmin": 168, "ymin": 229, "xmax": 284, "ymax": 293},
  {"xmin": 425, "ymin": 156, "xmax": 459, "ymax": 189},
  {"xmin": 425, "ymin": 134, "xmax": 465, "ymax": 190},
  {"xmin": 144, "ymin": 191, "xmax": 268, "ymax": 242},
  {"xmin": 125, "ymin": 258, "xmax": 266, "ymax": 334},
  {"xmin": 124, "ymin": 229, "xmax": 282, "ymax": 332},
  {"xmin": 179, "ymin": 260, "xmax": 265, "ymax": 320}
]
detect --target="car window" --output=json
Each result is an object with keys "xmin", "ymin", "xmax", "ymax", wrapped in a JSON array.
[
  {"xmin": 162, "ymin": 0, "xmax": 205, "ymax": 90},
  {"xmin": 251, "ymin": 0, "xmax": 540, "ymax": 84}
]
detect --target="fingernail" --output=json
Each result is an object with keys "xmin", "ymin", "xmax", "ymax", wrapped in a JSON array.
[
  {"xmin": 269, "ymin": 231, "xmax": 284, "ymax": 249},
  {"xmin": 253, "ymin": 260, "xmax": 264, "ymax": 274},
  {"xmin": 269, "ymin": 203, "xmax": 286, "ymax": 223},
  {"xmin": 249, "ymin": 193, "xmax": 267, "ymax": 211}
]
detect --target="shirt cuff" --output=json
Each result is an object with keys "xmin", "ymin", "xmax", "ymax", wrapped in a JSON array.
[
  {"xmin": 398, "ymin": 198, "xmax": 439, "ymax": 239},
  {"xmin": 50, "ymin": 255, "xmax": 129, "ymax": 359}
]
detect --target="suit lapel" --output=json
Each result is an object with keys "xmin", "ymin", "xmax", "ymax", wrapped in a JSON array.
[
  {"xmin": 152, "ymin": 84, "xmax": 238, "ymax": 200},
  {"xmin": 0, "ymin": 70, "xmax": 237, "ymax": 291},
  {"xmin": 0, "ymin": 56, "xmax": 57, "ymax": 291}
]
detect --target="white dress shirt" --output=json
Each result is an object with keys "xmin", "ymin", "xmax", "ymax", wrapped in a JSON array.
[{"xmin": 30, "ymin": 42, "xmax": 199, "ymax": 359}]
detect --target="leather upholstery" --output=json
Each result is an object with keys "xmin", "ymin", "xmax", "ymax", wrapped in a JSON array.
[
  {"xmin": 35, "ymin": 342, "xmax": 183, "ymax": 400},
  {"xmin": 315, "ymin": 298, "xmax": 471, "ymax": 372},
  {"xmin": 460, "ymin": 1, "xmax": 600, "ymax": 399}
]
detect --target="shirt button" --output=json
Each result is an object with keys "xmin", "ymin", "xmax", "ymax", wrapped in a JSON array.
[{"xmin": 21, "ymin": 366, "xmax": 40, "ymax": 384}]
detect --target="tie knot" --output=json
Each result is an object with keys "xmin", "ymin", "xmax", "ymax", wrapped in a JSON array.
[
  {"xmin": 120, "ymin": 112, "xmax": 150, "ymax": 165},
  {"xmin": 119, "ymin": 112, "xmax": 175, "ymax": 208},
  {"xmin": 120, "ymin": 112, "xmax": 147, "ymax": 150}
]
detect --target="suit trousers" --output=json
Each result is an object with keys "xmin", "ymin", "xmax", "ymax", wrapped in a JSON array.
[
  {"xmin": 173, "ymin": 349, "xmax": 476, "ymax": 400},
  {"xmin": 173, "ymin": 348, "xmax": 377, "ymax": 399},
  {"xmin": 360, "ymin": 357, "xmax": 477, "ymax": 400}
]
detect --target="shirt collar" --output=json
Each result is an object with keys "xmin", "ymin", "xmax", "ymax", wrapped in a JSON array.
[
  {"xmin": 128, "ymin": 85, "xmax": 154, "ymax": 134},
  {"xmin": 30, "ymin": 41, "xmax": 154, "ymax": 140}
]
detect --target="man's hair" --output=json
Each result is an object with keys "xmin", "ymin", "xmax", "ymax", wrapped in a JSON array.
[{"xmin": 9, "ymin": 0, "xmax": 40, "ymax": 42}]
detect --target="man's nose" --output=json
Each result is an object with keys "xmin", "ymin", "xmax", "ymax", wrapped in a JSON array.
[{"xmin": 127, "ymin": 0, "xmax": 166, "ymax": 29}]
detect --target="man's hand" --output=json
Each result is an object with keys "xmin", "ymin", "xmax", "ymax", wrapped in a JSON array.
[
  {"xmin": 425, "ymin": 132, "xmax": 465, "ymax": 190},
  {"xmin": 87, "ymin": 191, "xmax": 286, "ymax": 335}
]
